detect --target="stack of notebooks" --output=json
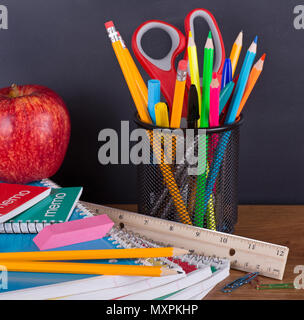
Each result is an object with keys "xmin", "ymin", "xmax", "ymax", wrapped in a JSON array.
[
  {"xmin": 0, "ymin": 180, "xmax": 83, "ymax": 233},
  {"xmin": 0, "ymin": 179, "xmax": 230, "ymax": 300}
]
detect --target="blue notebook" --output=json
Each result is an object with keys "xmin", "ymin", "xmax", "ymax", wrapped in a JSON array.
[{"xmin": 0, "ymin": 179, "xmax": 136, "ymax": 295}]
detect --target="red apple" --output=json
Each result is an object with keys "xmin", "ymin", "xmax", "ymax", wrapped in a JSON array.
[{"xmin": 0, "ymin": 84, "xmax": 71, "ymax": 183}]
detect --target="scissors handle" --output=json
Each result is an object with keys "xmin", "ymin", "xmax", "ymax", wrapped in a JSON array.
[
  {"xmin": 184, "ymin": 8, "xmax": 226, "ymax": 74},
  {"xmin": 132, "ymin": 20, "xmax": 186, "ymax": 113}
]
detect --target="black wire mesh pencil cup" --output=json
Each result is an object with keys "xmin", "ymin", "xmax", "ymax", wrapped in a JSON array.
[{"xmin": 135, "ymin": 114, "xmax": 243, "ymax": 234}]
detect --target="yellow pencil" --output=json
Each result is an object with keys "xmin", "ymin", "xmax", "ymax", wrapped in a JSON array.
[
  {"xmin": 0, "ymin": 247, "xmax": 189, "ymax": 261},
  {"xmin": 148, "ymin": 130, "xmax": 192, "ymax": 225},
  {"xmin": 155, "ymin": 102, "xmax": 169, "ymax": 128},
  {"xmin": 106, "ymin": 21, "xmax": 190, "ymax": 225},
  {"xmin": 117, "ymin": 31, "xmax": 148, "ymax": 106},
  {"xmin": 230, "ymin": 31, "xmax": 243, "ymax": 77},
  {"xmin": 187, "ymin": 31, "xmax": 202, "ymax": 127},
  {"xmin": 0, "ymin": 261, "xmax": 179, "ymax": 277},
  {"xmin": 105, "ymin": 21, "xmax": 151, "ymax": 124},
  {"xmin": 236, "ymin": 54, "xmax": 265, "ymax": 118},
  {"xmin": 170, "ymin": 60, "xmax": 187, "ymax": 128}
]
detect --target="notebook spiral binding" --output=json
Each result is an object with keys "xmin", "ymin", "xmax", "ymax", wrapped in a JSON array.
[
  {"xmin": 0, "ymin": 179, "xmax": 93, "ymax": 234},
  {"xmin": 107, "ymin": 226, "xmax": 224, "ymax": 272}
]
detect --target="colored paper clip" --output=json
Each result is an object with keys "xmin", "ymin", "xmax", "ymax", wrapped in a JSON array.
[
  {"xmin": 256, "ymin": 283, "xmax": 295, "ymax": 290},
  {"xmin": 221, "ymin": 272, "xmax": 259, "ymax": 293}
]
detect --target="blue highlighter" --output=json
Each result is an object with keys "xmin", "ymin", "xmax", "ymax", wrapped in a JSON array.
[{"xmin": 148, "ymin": 80, "xmax": 161, "ymax": 124}]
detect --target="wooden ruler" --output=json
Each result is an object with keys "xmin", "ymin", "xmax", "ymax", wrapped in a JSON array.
[{"xmin": 82, "ymin": 202, "xmax": 289, "ymax": 280}]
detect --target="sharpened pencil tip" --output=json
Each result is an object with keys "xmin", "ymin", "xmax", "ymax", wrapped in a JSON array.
[
  {"xmin": 189, "ymin": 30, "xmax": 193, "ymax": 38},
  {"xmin": 254, "ymin": 35, "xmax": 258, "ymax": 44},
  {"xmin": 208, "ymin": 31, "xmax": 212, "ymax": 39},
  {"xmin": 261, "ymin": 53, "xmax": 266, "ymax": 61}
]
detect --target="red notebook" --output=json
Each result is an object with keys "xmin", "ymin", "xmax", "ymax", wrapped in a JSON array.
[{"xmin": 0, "ymin": 183, "xmax": 51, "ymax": 223}]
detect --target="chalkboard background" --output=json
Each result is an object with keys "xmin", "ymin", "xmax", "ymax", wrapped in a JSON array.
[{"xmin": 1, "ymin": 0, "xmax": 303, "ymax": 204}]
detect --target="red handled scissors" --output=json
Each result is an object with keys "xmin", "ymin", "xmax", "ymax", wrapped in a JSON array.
[{"xmin": 132, "ymin": 8, "xmax": 225, "ymax": 117}]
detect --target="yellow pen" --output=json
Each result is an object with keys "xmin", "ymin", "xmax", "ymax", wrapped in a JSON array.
[{"xmin": 187, "ymin": 31, "xmax": 202, "ymax": 127}]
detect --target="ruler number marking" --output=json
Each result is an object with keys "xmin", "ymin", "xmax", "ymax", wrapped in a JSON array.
[
  {"xmin": 248, "ymin": 243, "xmax": 256, "ymax": 250},
  {"xmin": 220, "ymin": 237, "xmax": 228, "ymax": 244}
]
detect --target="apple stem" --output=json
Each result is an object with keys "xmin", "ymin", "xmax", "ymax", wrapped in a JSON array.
[{"xmin": 9, "ymin": 84, "xmax": 19, "ymax": 98}]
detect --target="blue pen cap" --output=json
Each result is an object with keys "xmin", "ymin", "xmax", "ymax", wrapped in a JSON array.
[
  {"xmin": 221, "ymin": 58, "xmax": 232, "ymax": 90},
  {"xmin": 148, "ymin": 80, "xmax": 161, "ymax": 124}
]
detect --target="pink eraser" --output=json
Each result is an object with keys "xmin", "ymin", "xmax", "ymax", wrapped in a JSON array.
[
  {"xmin": 178, "ymin": 60, "xmax": 187, "ymax": 71},
  {"xmin": 105, "ymin": 21, "xmax": 114, "ymax": 29},
  {"xmin": 33, "ymin": 215, "xmax": 114, "ymax": 250}
]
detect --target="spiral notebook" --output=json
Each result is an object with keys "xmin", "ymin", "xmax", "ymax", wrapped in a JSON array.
[
  {"xmin": 59, "ymin": 228, "xmax": 229, "ymax": 300},
  {"xmin": 0, "ymin": 227, "xmax": 185, "ymax": 300},
  {"xmin": 0, "ymin": 225, "xmax": 229, "ymax": 300},
  {"xmin": 0, "ymin": 186, "xmax": 83, "ymax": 234}
]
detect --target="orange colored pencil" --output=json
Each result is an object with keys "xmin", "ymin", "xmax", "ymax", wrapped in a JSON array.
[{"xmin": 236, "ymin": 54, "xmax": 266, "ymax": 117}]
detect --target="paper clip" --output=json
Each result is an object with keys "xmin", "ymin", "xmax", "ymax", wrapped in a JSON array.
[
  {"xmin": 256, "ymin": 283, "xmax": 295, "ymax": 290},
  {"xmin": 221, "ymin": 272, "xmax": 259, "ymax": 293}
]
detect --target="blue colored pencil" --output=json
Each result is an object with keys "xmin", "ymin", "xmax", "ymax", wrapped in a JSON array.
[
  {"xmin": 219, "ymin": 81, "xmax": 234, "ymax": 114},
  {"xmin": 225, "ymin": 36, "xmax": 258, "ymax": 124}
]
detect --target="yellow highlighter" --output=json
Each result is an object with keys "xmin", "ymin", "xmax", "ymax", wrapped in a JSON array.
[
  {"xmin": 230, "ymin": 31, "xmax": 243, "ymax": 77},
  {"xmin": 155, "ymin": 102, "xmax": 169, "ymax": 127},
  {"xmin": 187, "ymin": 31, "xmax": 202, "ymax": 127},
  {"xmin": 170, "ymin": 60, "xmax": 187, "ymax": 128}
]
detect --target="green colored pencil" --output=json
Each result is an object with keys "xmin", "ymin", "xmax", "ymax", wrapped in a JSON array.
[
  {"xmin": 201, "ymin": 31, "xmax": 214, "ymax": 128},
  {"xmin": 194, "ymin": 32, "xmax": 215, "ymax": 228}
]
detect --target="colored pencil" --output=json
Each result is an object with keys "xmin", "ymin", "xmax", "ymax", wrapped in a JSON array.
[
  {"xmin": 225, "ymin": 36, "xmax": 257, "ymax": 124},
  {"xmin": 170, "ymin": 60, "xmax": 187, "ymax": 128},
  {"xmin": 209, "ymin": 73, "xmax": 220, "ymax": 127},
  {"xmin": 230, "ymin": 31, "xmax": 243, "ymax": 77},
  {"xmin": 219, "ymin": 81, "xmax": 235, "ymax": 114},
  {"xmin": 0, "ymin": 247, "xmax": 189, "ymax": 261},
  {"xmin": 201, "ymin": 31, "xmax": 214, "ymax": 128},
  {"xmin": 0, "ymin": 261, "xmax": 180, "ymax": 277},
  {"xmin": 236, "ymin": 54, "xmax": 266, "ymax": 118},
  {"xmin": 188, "ymin": 31, "xmax": 202, "ymax": 127}
]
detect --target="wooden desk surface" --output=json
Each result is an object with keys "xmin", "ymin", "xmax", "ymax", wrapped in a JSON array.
[{"xmin": 107, "ymin": 204, "xmax": 304, "ymax": 300}]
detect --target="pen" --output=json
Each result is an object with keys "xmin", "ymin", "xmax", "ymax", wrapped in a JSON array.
[{"xmin": 187, "ymin": 85, "xmax": 200, "ymax": 129}]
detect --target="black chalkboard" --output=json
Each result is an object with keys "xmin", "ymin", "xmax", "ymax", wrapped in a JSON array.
[{"xmin": 1, "ymin": 0, "xmax": 303, "ymax": 204}]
